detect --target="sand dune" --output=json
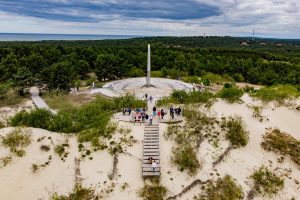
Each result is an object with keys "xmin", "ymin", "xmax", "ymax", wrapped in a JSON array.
[{"xmin": 0, "ymin": 95, "xmax": 300, "ymax": 200}]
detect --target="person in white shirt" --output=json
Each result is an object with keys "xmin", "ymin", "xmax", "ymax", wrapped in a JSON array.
[{"xmin": 151, "ymin": 160, "xmax": 158, "ymax": 172}]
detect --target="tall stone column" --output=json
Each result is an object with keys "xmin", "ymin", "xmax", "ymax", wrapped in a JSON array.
[{"xmin": 146, "ymin": 44, "xmax": 151, "ymax": 87}]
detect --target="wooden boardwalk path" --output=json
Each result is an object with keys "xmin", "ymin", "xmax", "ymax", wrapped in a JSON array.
[
  {"xmin": 30, "ymin": 87, "xmax": 57, "ymax": 115},
  {"xmin": 142, "ymin": 124, "xmax": 160, "ymax": 176}
]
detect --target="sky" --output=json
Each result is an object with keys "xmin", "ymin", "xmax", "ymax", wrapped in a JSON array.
[{"xmin": 0, "ymin": 0, "xmax": 299, "ymax": 38}]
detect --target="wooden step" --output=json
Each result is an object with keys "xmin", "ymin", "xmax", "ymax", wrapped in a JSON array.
[
  {"xmin": 143, "ymin": 166, "xmax": 160, "ymax": 170},
  {"xmin": 142, "ymin": 164, "xmax": 160, "ymax": 168},
  {"xmin": 144, "ymin": 153, "xmax": 159, "ymax": 156},
  {"xmin": 144, "ymin": 141, "xmax": 159, "ymax": 144},
  {"xmin": 144, "ymin": 146, "xmax": 159, "ymax": 149},
  {"xmin": 143, "ymin": 156, "xmax": 160, "ymax": 160},
  {"xmin": 144, "ymin": 150, "xmax": 159, "ymax": 153},
  {"xmin": 144, "ymin": 137, "xmax": 159, "ymax": 140},
  {"xmin": 143, "ymin": 160, "xmax": 160, "ymax": 164},
  {"xmin": 142, "ymin": 171, "xmax": 160, "ymax": 176},
  {"xmin": 144, "ymin": 143, "xmax": 159, "ymax": 146}
]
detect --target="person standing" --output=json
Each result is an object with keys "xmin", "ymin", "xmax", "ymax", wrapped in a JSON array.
[
  {"xmin": 149, "ymin": 114, "xmax": 153, "ymax": 125},
  {"xmin": 145, "ymin": 93, "xmax": 148, "ymax": 100},
  {"xmin": 149, "ymin": 95, "xmax": 153, "ymax": 103},
  {"xmin": 151, "ymin": 160, "xmax": 158, "ymax": 172},
  {"xmin": 128, "ymin": 108, "xmax": 132, "ymax": 115},
  {"xmin": 178, "ymin": 107, "xmax": 182, "ymax": 116},
  {"xmin": 153, "ymin": 106, "xmax": 157, "ymax": 117},
  {"xmin": 161, "ymin": 109, "xmax": 165, "ymax": 119},
  {"xmin": 157, "ymin": 110, "xmax": 161, "ymax": 119}
]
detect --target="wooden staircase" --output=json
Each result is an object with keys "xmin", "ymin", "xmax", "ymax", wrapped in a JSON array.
[{"xmin": 142, "ymin": 124, "xmax": 160, "ymax": 176}]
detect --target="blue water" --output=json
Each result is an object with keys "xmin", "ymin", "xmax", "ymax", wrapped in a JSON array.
[{"xmin": 0, "ymin": 33, "xmax": 139, "ymax": 41}]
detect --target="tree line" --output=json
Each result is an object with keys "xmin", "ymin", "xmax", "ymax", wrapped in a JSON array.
[{"xmin": 0, "ymin": 36, "xmax": 299, "ymax": 92}]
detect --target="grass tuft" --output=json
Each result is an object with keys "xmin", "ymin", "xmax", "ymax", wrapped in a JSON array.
[
  {"xmin": 197, "ymin": 175, "xmax": 244, "ymax": 200},
  {"xmin": 250, "ymin": 166, "xmax": 284, "ymax": 197},
  {"xmin": 51, "ymin": 184, "xmax": 96, "ymax": 200},
  {"xmin": 1, "ymin": 128, "xmax": 31, "ymax": 157},
  {"xmin": 261, "ymin": 128, "xmax": 300, "ymax": 166},
  {"xmin": 222, "ymin": 116, "xmax": 249, "ymax": 148},
  {"xmin": 157, "ymin": 90, "xmax": 214, "ymax": 106},
  {"xmin": 251, "ymin": 84, "xmax": 299, "ymax": 103},
  {"xmin": 139, "ymin": 184, "xmax": 167, "ymax": 200},
  {"xmin": 217, "ymin": 85, "xmax": 244, "ymax": 103},
  {"xmin": 171, "ymin": 144, "xmax": 200, "ymax": 175}
]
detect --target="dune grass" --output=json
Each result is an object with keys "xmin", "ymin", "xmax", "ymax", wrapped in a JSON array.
[
  {"xmin": 0, "ymin": 84, "xmax": 25, "ymax": 107},
  {"xmin": 221, "ymin": 116, "xmax": 249, "ymax": 148},
  {"xmin": 251, "ymin": 84, "xmax": 299, "ymax": 103},
  {"xmin": 171, "ymin": 144, "xmax": 200, "ymax": 175},
  {"xmin": 0, "ymin": 128, "xmax": 31, "ymax": 157},
  {"xmin": 0, "ymin": 121, "xmax": 4, "ymax": 129},
  {"xmin": 261, "ymin": 128, "xmax": 300, "ymax": 166},
  {"xmin": 10, "ymin": 95, "xmax": 144, "ymax": 143},
  {"xmin": 139, "ymin": 184, "xmax": 167, "ymax": 200},
  {"xmin": 217, "ymin": 85, "xmax": 244, "ymax": 103},
  {"xmin": 51, "ymin": 184, "xmax": 96, "ymax": 200},
  {"xmin": 197, "ymin": 175, "xmax": 244, "ymax": 200},
  {"xmin": 165, "ymin": 108, "xmax": 219, "ymax": 175},
  {"xmin": 157, "ymin": 90, "xmax": 214, "ymax": 106},
  {"xmin": 250, "ymin": 166, "xmax": 284, "ymax": 197}
]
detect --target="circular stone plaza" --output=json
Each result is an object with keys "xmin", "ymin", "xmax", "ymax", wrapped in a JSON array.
[
  {"xmin": 90, "ymin": 45, "xmax": 195, "ymax": 99},
  {"xmin": 91, "ymin": 77, "xmax": 194, "ymax": 99}
]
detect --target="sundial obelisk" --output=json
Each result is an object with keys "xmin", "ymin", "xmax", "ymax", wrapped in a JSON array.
[{"xmin": 146, "ymin": 44, "xmax": 151, "ymax": 87}]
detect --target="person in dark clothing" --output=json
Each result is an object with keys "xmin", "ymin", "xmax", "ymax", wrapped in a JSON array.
[
  {"xmin": 178, "ymin": 107, "xmax": 182, "ymax": 116},
  {"xmin": 161, "ymin": 109, "xmax": 165, "ymax": 119},
  {"xmin": 170, "ymin": 106, "xmax": 174, "ymax": 119},
  {"xmin": 128, "ymin": 108, "xmax": 131, "ymax": 115},
  {"xmin": 175, "ymin": 108, "xmax": 178, "ymax": 116}
]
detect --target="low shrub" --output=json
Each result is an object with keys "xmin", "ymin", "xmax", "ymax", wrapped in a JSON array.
[
  {"xmin": 1, "ymin": 128, "xmax": 31, "ymax": 157},
  {"xmin": 217, "ymin": 86, "xmax": 244, "ymax": 103},
  {"xmin": 157, "ymin": 90, "xmax": 214, "ymax": 106},
  {"xmin": 0, "ymin": 84, "xmax": 24, "ymax": 107},
  {"xmin": 197, "ymin": 175, "xmax": 244, "ymax": 200},
  {"xmin": 261, "ymin": 128, "xmax": 300, "ymax": 165},
  {"xmin": 0, "ymin": 121, "xmax": 4, "ymax": 129},
  {"xmin": 171, "ymin": 144, "xmax": 200, "ymax": 175},
  {"xmin": 251, "ymin": 84, "xmax": 299, "ymax": 103},
  {"xmin": 114, "ymin": 93, "xmax": 146, "ymax": 109},
  {"xmin": 139, "ymin": 184, "xmax": 167, "ymax": 200},
  {"xmin": 10, "ymin": 95, "xmax": 132, "ymax": 142},
  {"xmin": 182, "ymin": 76, "xmax": 202, "ymax": 84},
  {"xmin": 201, "ymin": 73, "xmax": 234, "ymax": 86},
  {"xmin": 222, "ymin": 116, "xmax": 249, "ymax": 148},
  {"xmin": 0, "ymin": 156, "xmax": 12, "ymax": 167},
  {"xmin": 250, "ymin": 166, "xmax": 284, "ymax": 196},
  {"xmin": 51, "ymin": 184, "xmax": 95, "ymax": 200},
  {"xmin": 10, "ymin": 109, "xmax": 53, "ymax": 130}
]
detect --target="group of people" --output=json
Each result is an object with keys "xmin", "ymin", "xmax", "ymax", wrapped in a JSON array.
[
  {"xmin": 169, "ymin": 106, "xmax": 182, "ymax": 119},
  {"xmin": 145, "ymin": 93, "xmax": 153, "ymax": 103},
  {"xmin": 152, "ymin": 106, "xmax": 166, "ymax": 120}
]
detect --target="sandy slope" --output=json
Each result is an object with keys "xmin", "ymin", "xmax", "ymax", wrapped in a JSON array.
[{"xmin": 0, "ymin": 95, "xmax": 300, "ymax": 200}]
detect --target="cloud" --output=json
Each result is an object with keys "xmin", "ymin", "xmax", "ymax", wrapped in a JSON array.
[
  {"xmin": 0, "ymin": 0, "xmax": 299, "ymax": 38},
  {"xmin": 0, "ymin": 0, "xmax": 221, "ymax": 22}
]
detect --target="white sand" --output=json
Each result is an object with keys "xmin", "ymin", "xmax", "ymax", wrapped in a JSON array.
[{"xmin": 0, "ymin": 95, "xmax": 300, "ymax": 200}]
